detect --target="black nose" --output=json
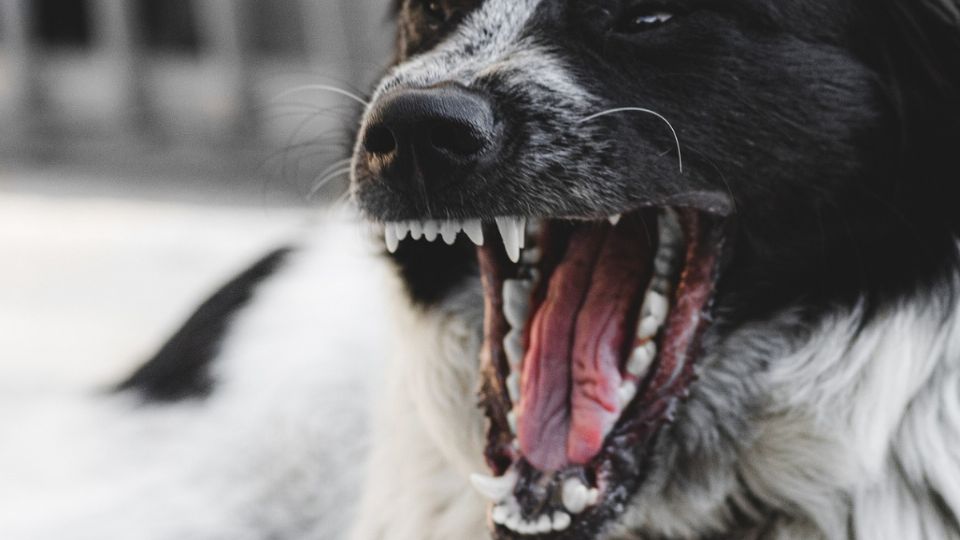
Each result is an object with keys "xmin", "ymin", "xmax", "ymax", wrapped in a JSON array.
[{"xmin": 361, "ymin": 85, "xmax": 498, "ymax": 193}]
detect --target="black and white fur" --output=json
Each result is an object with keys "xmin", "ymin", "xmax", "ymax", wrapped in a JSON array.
[{"xmin": 4, "ymin": 0, "xmax": 960, "ymax": 539}]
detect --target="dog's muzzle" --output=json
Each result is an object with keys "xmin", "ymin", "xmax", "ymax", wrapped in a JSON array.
[{"xmin": 359, "ymin": 84, "xmax": 500, "ymax": 197}]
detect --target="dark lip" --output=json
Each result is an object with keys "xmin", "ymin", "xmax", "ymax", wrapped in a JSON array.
[
  {"xmin": 352, "ymin": 176, "xmax": 737, "ymax": 223},
  {"xmin": 476, "ymin": 209, "xmax": 734, "ymax": 540},
  {"xmin": 352, "ymin": 195, "xmax": 737, "ymax": 223}
]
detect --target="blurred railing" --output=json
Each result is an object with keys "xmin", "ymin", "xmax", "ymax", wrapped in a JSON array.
[{"xmin": 0, "ymin": 0, "xmax": 391, "ymax": 202}]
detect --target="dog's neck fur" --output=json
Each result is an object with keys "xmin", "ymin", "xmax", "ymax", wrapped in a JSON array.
[{"xmin": 351, "ymin": 262, "xmax": 960, "ymax": 540}]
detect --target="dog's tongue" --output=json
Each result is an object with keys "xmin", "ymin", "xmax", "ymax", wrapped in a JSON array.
[{"xmin": 518, "ymin": 220, "xmax": 653, "ymax": 471}]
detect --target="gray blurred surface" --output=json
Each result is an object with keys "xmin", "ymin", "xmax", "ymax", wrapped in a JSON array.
[
  {"xmin": 0, "ymin": 1, "xmax": 393, "ymax": 386},
  {"xmin": 0, "ymin": 0, "xmax": 393, "ymax": 205}
]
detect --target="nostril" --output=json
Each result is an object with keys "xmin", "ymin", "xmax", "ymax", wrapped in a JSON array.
[
  {"xmin": 364, "ymin": 125, "xmax": 397, "ymax": 155},
  {"xmin": 429, "ymin": 120, "xmax": 488, "ymax": 157}
]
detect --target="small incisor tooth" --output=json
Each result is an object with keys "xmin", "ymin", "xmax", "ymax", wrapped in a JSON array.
[
  {"xmin": 423, "ymin": 221, "xmax": 440, "ymax": 241},
  {"xmin": 536, "ymin": 515, "xmax": 552, "ymax": 533},
  {"xmin": 395, "ymin": 222, "xmax": 410, "ymax": 241},
  {"xmin": 409, "ymin": 221, "xmax": 423, "ymax": 240},
  {"xmin": 462, "ymin": 219, "xmax": 484, "ymax": 246},
  {"xmin": 441, "ymin": 221, "xmax": 460, "ymax": 245},
  {"xmin": 505, "ymin": 511, "xmax": 521, "ymax": 531}
]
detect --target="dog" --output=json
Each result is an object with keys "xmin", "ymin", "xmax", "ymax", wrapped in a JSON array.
[
  {"xmin": 346, "ymin": 0, "xmax": 960, "ymax": 538},
  {"xmin": 6, "ymin": 0, "xmax": 959, "ymax": 539}
]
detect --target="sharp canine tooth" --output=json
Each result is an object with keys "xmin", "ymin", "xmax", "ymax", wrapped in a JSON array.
[
  {"xmin": 385, "ymin": 224, "xmax": 399, "ymax": 253},
  {"xmin": 553, "ymin": 512, "xmax": 571, "ymax": 531},
  {"xmin": 470, "ymin": 469, "xmax": 518, "ymax": 502},
  {"xmin": 628, "ymin": 341, "xmax": 657, "ymax": 377},
  {"xmin": 608, "ymin": 214, "xmax": 622, "ymax": 225},
  {"xmin": 618, "ymin": 381, "xmax": 637, "ymax": 408},
  {"xmin": 441, "ymin": 221, "xmax": 460, "ymax": 244},
  {"xmin": 409, "ymin": 221, "xmax": 423, "ymax": 240},
  {"xmin": 562, "ymin": 478, "xmax": 590, "ymax": 514},
  {"xmin": 423, "ymin": 221, "xmax": 440, "ymax": 242},
  {"xmin": 496, "ymin": 217, "xmax": 525, "ymax": 263},
  {"xmin": 463, "ymin": 220, "xmax": 484, "ymax": 246}
]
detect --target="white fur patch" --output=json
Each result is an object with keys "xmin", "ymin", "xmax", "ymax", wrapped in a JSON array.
[{"xmin": 0, "ymin": 212, "xmax": 393, "ymax": 540}]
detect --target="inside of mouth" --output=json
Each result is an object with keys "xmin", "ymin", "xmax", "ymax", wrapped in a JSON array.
[{"xmin": 479, "ymin": 208, "xmax": 716, "ymax": 473}]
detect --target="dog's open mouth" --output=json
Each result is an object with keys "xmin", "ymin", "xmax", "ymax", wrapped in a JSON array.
[{"xmin": 382, "ymin": 207, "xmax": 728, "ymax": 538}]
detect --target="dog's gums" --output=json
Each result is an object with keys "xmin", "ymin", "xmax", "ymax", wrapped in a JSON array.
[{"xmin": 377, "ymin": 208, "xmax": 727, "ymax": 537}]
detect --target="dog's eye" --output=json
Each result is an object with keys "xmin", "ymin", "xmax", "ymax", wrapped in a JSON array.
[
  {"xmin": 422, "ymin": 1, "xmax": 449, "ymax": 29},
  {"xmin": 616, "ymin": 6, "xmax": 676, "ymax": 33}
]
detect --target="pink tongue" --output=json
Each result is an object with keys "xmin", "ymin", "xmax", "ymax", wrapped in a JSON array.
[{"xmin": 518, "ymin": 221, "xmax": 652, "ymax": 471}]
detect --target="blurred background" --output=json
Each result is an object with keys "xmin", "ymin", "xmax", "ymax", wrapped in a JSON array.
[{"xmin": 0, "ymin": 0, "xmax": 393, "ymax": 391}]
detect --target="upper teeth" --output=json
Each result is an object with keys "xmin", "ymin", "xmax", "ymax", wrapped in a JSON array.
[
  {"xmin": 383, "ymin": 220, "xmax": 483, "ymax": 252},
  {"xmin": 495, "ymin": 217, "xmax": 527, "ymax": 263}
]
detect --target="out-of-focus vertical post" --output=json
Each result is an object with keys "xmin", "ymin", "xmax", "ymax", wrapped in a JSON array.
[
  {"xmin": 341, "ymin": 0, "xmax": 395, "ymax": 87},
  {"xmin": 90, "ymin": 0, "xmax": 147, "ymax": 132},
  {"xmin": 300, "ymin": 0, "xmax": 354, "ymax": 79},
  {"xmin": 196, "ymin": 0, "xmax": 255, "ymax": 140},
  {"xmin": 1, "ymin": 0, "xmax": 42, "ymax": 142}
]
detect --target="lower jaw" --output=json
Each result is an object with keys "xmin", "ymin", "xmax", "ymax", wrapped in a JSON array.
[{"xmin": 474, "ymin": 208, "xmax": 729, "ymax": 537}]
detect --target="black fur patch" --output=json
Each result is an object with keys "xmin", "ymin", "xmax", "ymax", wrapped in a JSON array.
[
  {"xmin": 360, "ymin": 0, "xmax": 960, "ymax": 323},
  {"xmin": 116, "ymin": 248, "xmax": 291, "ymax": 402}
]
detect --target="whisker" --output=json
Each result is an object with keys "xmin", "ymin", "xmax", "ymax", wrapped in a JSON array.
[
  {"xmin": 577, "ymin": 107, "xmax": 684, "ymax": 174},
  {"xmin": 272, "ymin": 84, "xmax": 371, "ymax": 107},
  {"xmin": 334, "ymin": 189, "xmax": 355, "ymax": 208},
  {"xmin": 308, "ymin": 166, "xmax": 353, "ymax": 200},
  {"xmin": 315, "ymin": 158, "xmax": 353, "ymax": 180}
]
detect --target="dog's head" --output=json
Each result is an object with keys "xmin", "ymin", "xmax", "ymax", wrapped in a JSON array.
[{"xmin": 350, "ymin": 0, "xmax": 960, "ymax": 537}]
